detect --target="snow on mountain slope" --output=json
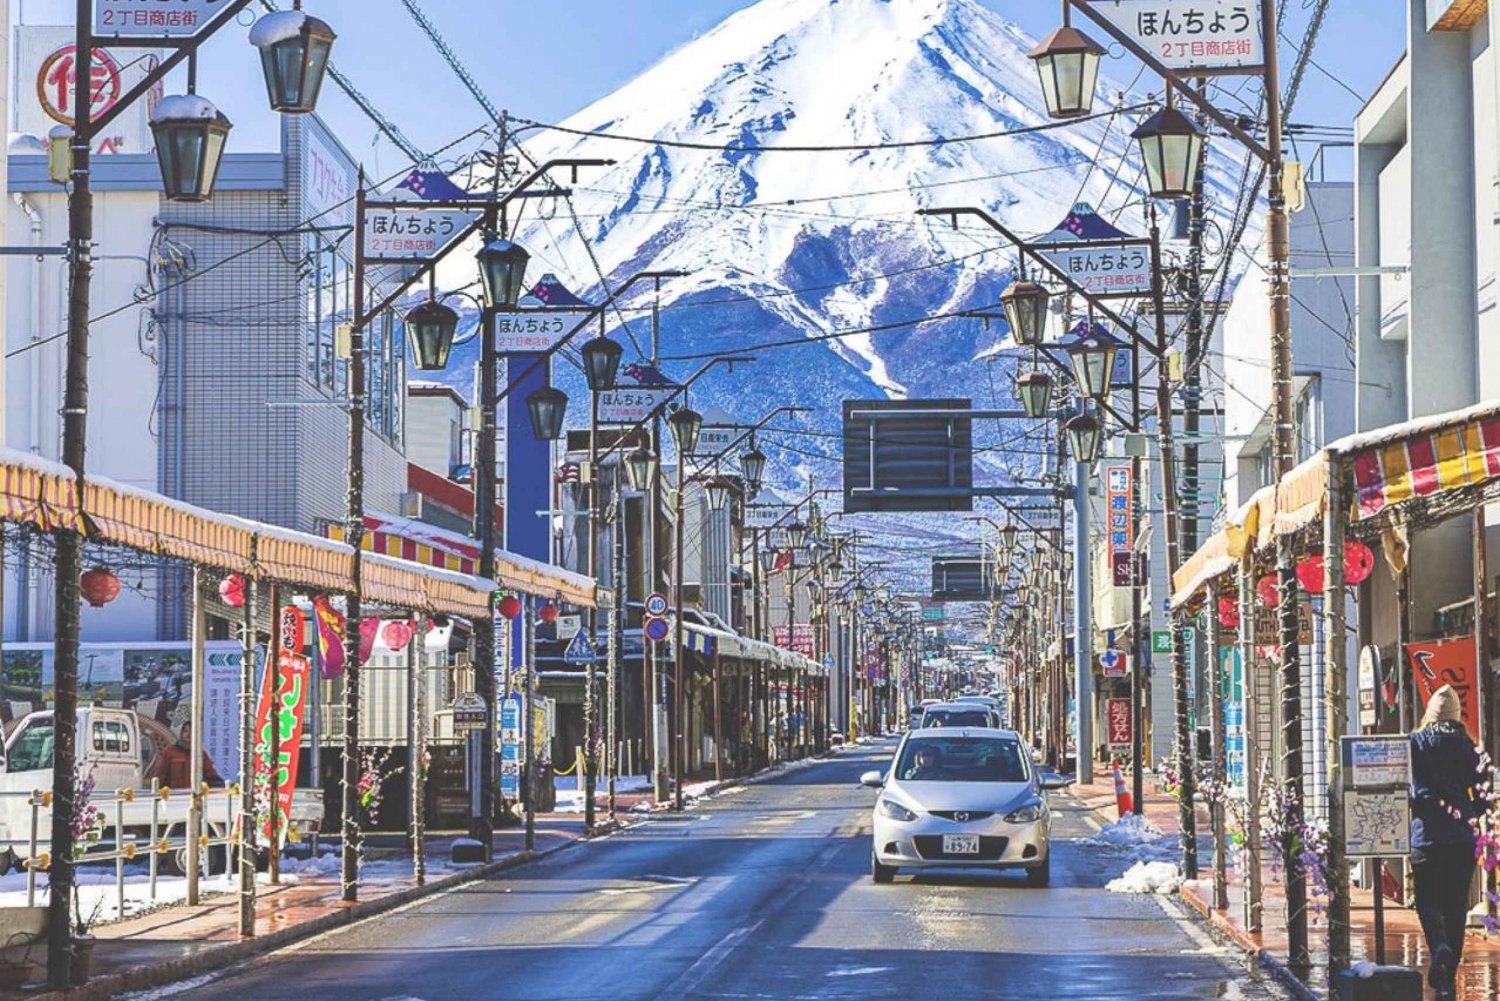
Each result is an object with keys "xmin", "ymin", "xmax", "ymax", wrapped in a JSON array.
[{"xmin": 424, "ymin": 0, "xmax": 1250, "ymax": 590}]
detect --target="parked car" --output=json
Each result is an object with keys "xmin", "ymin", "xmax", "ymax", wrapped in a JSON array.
[
  {"xmin": 862, "ymin": 728, "xmax": 1071, "ymax": 885},
  {"xmin": 0, "ymin": 708, "xmax": 323, "ymax": 874}
]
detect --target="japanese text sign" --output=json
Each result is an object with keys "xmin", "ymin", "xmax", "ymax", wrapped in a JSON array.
[
  {"xmin": 94, "ymin": 0, "xmax": 228, "ymax": 37},
  {"xmin": 598, "ymin": 384, "xmax": 678, "ymax": 424},
  {"xmin": 1088, "ymin": 0, "xmax": 1265, "ymax": 73},
  {"xmin": 252, "ymin": 650, "xmax": 311, "ymax": 848},
  {"xmin": 363, "ymin": 207, "xmax": 475, "ymax": 263},
  {"xmin": 1106, "ymin": 465, "xmax": 1133, "ymax": 587},
  {"xmin": 496, "ymin": 311, "xmax": 582, "ymax": 355},
  {"xmin": 1106, "ymin": 698, "xmax": 1132, "ymax": 747},
  {"xmin": 1037, "ymin": 243, "xmax": 1154, "ymax": 297}
]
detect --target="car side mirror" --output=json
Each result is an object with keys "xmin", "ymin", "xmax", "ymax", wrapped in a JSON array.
[
  {"xmin": 1039, "ymin": 777, "xmax": 1075, "ymax": 792},
  {"xmin": 859, "ymin": 770, "xmax": 885, "ymax": 789}
]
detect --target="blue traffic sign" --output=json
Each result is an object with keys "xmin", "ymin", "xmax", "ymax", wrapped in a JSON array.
[
  {"xmin": 564, "ymin": 631, "xmax": 598, "ymax": 664},
  {"xmin": 644, "ymin": 616, "xmax": 670, "ymax": 643}
]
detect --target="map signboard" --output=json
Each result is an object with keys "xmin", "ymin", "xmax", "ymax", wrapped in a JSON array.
[{"xmin": 1340, "ymin": 735, "xmax": 1411, "ymax": 860}]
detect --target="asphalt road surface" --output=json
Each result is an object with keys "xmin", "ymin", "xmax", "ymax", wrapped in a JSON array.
[{"xmin": 135, "ymin": 741, "xmax": 1292, "ymax": 1001}]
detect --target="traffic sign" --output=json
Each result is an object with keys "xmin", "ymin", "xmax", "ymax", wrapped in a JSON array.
[
  {"xmin": 645, "ymin": 592, "xmax": 669, "ymax": 617},
  {"xmin": 563, "ymin": 632, "xmax": 598, "ymax": 664},
  {"xmin": 452, "ymin": 691, "xmax": 487, "ymax": 731},
  {"xmin": 644, "ymin": 617, "xmax": 671, "ymax": 643}
]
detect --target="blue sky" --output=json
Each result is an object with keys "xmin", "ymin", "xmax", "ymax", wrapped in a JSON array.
[{"xmin": 18, "ymin": 0, "xmax": 1406, "ymax": 176}]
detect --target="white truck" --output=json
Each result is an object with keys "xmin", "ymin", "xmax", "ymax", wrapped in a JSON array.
[{"xmin": 0, "ymin": 708, "xmax": 323, "ymax": 874}]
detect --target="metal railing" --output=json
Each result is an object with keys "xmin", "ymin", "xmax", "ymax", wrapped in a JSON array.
[{"xmin": 6, "ymin": 783, "xmax": 242, "ymax": 918}]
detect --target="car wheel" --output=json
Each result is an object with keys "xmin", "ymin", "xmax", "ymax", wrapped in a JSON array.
[
  {"xmin": 871, "ymin": 854, "xmax": 896, "ymax": 884},
  {"xmin": 1025, "ymin": 851, "xmax": 1050, "ymax": 888}
]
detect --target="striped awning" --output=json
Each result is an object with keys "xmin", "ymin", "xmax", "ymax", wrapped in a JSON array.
[{"xmin": 684, "ymin": 628, "xmax": 716, "ymax": 657}]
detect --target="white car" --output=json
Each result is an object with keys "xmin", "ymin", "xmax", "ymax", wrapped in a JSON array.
[
  {"xmin": 862, "ymin": 728, "xmax": 1071, "ymax": 886},
  {"xmin": 918, "ymin": 702, "xmax": 999, "ymax": 730}
]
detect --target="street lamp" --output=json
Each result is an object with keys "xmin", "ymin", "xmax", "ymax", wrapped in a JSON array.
[
  {"xmin": 477, "ymin": 239, "xmax": 531, "ymax": 309},
  {"xmin": 759, "ymin": 548, "xmax": 777, "ymax": 575},
  {"xmin": 1017, "ymin": 369, "xmax": 1054, "ymax": 419},
  {"xmin": 582, "ymin": 335, "xmax": 624, "ymax": 392},
  {"xmin": 741, "ymin": 443, "xmax": 767, "ymax": 495},
  {"xmin": 667, "ymin": 406, "xmax": 703, "ymax": 456},
  {"xmin": 1066, "ymin": 324, "xmax": 1123, "ymax": 402},
  {"xmin": 787, "ymin": 521, "xmax": 808, "ymax": 550},
  {"xmin": 249, "ymin": 9, "xmax": 337, "ymax": 115},
  {"xmin": 1028, "ymin": 24, "xmax": 1106, "ymax": 119},
  {"xmin": 624, "ymin": 446, "xmax": 658, "ymax": 492},
  {"xmin": 827, "ymin": 559, "xmax": 844, "ymax": 584},
  {"xmin": 854, "ymin": 583, "xmax": 869, "ymax": 604},
  {"xmin": 406, "ymin": 299, "xmax": 460, "ymax": 371},
  {"xmin": 150, "ymin": 95, "xmax": 233, "ymax": 203},
  {"xmin": 1000, "ymin": 279, "xmax": 1050, "ymax": 347},
  {"xmin": 705, "ymin": 478, "xmax": 730, "ymax": 512},
  {"xmin": 526, "ymin": 386, "xmax": 568, "ymax": 441},
  {"xmin": 1065, "ymin": 411, "xmax": 1104, "ymax": 466},
  {"xmin": 1132, "ymin": 101, "xmax": 1208, "ymax": 200}
]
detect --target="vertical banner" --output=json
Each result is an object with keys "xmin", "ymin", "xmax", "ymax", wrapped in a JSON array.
[
  {"xmin": 253, "ymin": 607, "xmax": 312, "ymax": 847},
  {"xmin": 1106, "ymin": 465, "xmax": 1133, "ymax": 587},
  {"xmin": 500, "ymin": 693, "xmax": 522, "ymax": 802},
  {"xmin": 1406, "ymin": 637, "xmax": 1480, "ymax": 741},
  {"xmin": 1106, "ymin": 698, "xmax": 1133, "ymax": 748}
]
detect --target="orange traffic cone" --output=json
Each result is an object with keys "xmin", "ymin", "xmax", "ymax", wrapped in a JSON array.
[{"xmin": 1112, "ymin": 760, "xmax": 1134, "ymax": 818}]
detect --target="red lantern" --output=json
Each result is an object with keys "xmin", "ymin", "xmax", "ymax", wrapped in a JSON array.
[
  {"xmin": 1344, "ymin": 540, "xmax": 1376, "ymax": 586},
  {"xmin": 497, "ymin": 594, "xmax": 522, "ymax": 621},
  {"xmin": 1217, "ymin": 596, "xmax": 1240, "ymax": 630},
  {"xmin": 1297, "ymin": 554, "xmax": 1326, "ymax": 595},
  {"xmin": 80, "ymin": 567, "xmax": 122, "ymax": 608},
  {"xmin": 538, "ymin": 602, "xmax": 560, "ymax": 624},
  {"xmin": 218, "ymin": 573, "xmax": 246, "ymax": 608},
  {"xmin": 1255, "ymin": 573, "xmax": 1280, "ymax": 609}
]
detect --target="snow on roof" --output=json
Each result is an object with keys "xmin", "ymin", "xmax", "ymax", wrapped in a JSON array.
[{"xmin": 1326, "ymin": 399, "xmax": 1500, "ymax": 457}]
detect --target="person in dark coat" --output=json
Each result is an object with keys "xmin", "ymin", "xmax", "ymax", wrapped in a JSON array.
[{"xmin": 1410, "ymin": 685, "xmax": 1483, "ymax": 998}]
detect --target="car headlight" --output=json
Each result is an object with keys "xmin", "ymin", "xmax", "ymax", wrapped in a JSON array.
[
  {"xmin": 878, "ymin": 798, "xmax": 918, "ymax": 822},
  {"xmin": 1004, "ymin": 803, "xmax": 1044, "ymax": 824}
]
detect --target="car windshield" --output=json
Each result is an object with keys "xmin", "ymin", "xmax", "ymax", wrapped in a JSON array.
[
  {"xmin": 895, "ymin": 736, "xmax": 1029, "ymax": 783},
  {"xmin": 922, "ymin": 709, "xmax": 990, "ymax": 728},
  {"xmin": 9, "ymin": 722, "xmax": 54, "ymax": 772}
]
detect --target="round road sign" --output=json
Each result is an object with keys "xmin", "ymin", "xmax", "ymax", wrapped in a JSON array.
[
  {"xmin": 644, "ymin": 616, "xmax": 671, "ymax": 643},
  {"xmin": 645, "ymin": 592, "xmax": 669, "ymax": 617}
]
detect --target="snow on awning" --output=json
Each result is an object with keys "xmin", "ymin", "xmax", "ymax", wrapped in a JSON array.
[{"xmin": 1170, "ymin": 485, "xmax": 1276, "ymax": 611}]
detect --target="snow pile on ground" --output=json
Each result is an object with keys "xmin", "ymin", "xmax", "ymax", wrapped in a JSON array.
[
  {"xmin": 553, "ymin": 774, "xmax": 654, "ymax": 813},
  {"xmin": 0, "ymin": 864, "xmax": 242, "ymax": 925},
  {"xmin": 1092, "ymin": 814, "xmax": 1165, "ymax": 847},
  {"xmin": 1106, "ymin": 861, "xmax": 1183, "ymax": 895},
  {"xmin": 277, "ymin": 852, "xmax": 341, "ymax": 878}
]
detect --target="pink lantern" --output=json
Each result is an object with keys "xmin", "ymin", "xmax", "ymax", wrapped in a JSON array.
[
  {"xmin": 1217, "ymin": 596, "xmax": 1240, "ymax": 630},
  {"xmin": 218, "ymin": 573, "xmax": 246, "ymax": 608},
  {"xmin": 1255, "ymin": 573, "xmax": 1280, "ymax": 609},
  {"xmin": 1344, "ymin": 540, "xmax": 1376, "ymax": 586},
  {"xmin": 1297, "ymin": 554, "xmax": 1326, "ymax": 594}
]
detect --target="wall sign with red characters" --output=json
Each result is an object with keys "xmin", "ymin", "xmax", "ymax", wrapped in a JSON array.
[{"xmin": 1106, "ymin": 698, "xmax": 1133, "ymax": 748}]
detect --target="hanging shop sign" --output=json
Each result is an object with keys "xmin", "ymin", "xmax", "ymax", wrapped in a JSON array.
[
  {"xmin": 774, "ymin": 624, "xmax": 816, "ymax": 657},
  {"xmin": 95, "ymin": 0, "xmax": 229, "ymax": 36},
  {"xmin": 1357, "ymin": 646, "xmax": 1380, "ymax": 729},
  {"xmin": 1105, "ymin": 698, "xmax": 1132, "ymax": 749},
  {"xmin": 495, "ymin": 311, "xmax": 586, "ymax": 355},
  {"xmin": 1106, "ymin": 465, "xmax": 1133, "ymax": 587},
  {"xmin": 1407, "ymin": 637, "xmax": 1481, "ymax": 741},
  {"xmin": 1035, "ymin": 241, "xmax": 1153, "ymax": 297},
  {"xmin": 598, "ymin": 381, "xmax": 680, "ymax": 425},
  {"xmin": 1086, "ymin": 0, "xmax": 1265, "ymax": 73},
  {"xmin": 452, "ymin": 691, "xmax": 487, "ymax": 731},
  {"xmin": 363, "ymin": 206, "xmax": 475, "ymax": 263},
  {"xmin": 745, "ymin": 504, "xmax": 790, "ymax": 530},
  {"xmin": 1098, "ymin": 650, "xmax": 1128, "ymax": 678},
  {"xmin": 500, "ymin": 694, "xmax": 522, "ymax": 801}
]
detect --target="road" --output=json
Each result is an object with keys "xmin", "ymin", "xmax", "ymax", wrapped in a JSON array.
[{"xmin": 136, "ymin": 742, "xmax": 1291, "ymax": 1001}]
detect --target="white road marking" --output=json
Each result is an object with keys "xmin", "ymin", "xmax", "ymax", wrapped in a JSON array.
[
  {"xmin": 652, "ymin": 918, "xmax": 766, "ymax": 999},
  {"xmin": 827, "ymin": 966, "xmax": 893, "ymax": 977}
]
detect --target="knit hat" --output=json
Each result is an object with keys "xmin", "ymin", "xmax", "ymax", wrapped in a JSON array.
[{"xmin": 1420, "ymin": 685, "xmax": 1463, "ymax": 729}]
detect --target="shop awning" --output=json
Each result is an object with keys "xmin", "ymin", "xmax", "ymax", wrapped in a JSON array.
[
  {"xmin": 678, "ymin": 620, "xmax": 824, "ymax": 674},
  {"xmin": 1170, "ymin": 485, "xmax": 1275, "ymax": 611},
  {"xmin": 0, "ymin": 448, "xmax": 513, "ymax": 618}
]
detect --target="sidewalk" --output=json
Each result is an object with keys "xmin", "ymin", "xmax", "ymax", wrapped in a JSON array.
[
  {"xmin": 1073, "ymin": 767, "xmax": 1500, "ymax": 999},
  {"xmin": 5, "ymin": 817, "xmax": 587, "ymax": 1001}
]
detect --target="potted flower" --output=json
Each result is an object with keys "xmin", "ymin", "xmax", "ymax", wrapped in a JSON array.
[{"xmin": 69, "ymin": 763, "xmax": 104, "ymax": 983}]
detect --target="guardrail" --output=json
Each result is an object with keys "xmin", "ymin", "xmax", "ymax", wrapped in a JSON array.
[{"xmin": 7, "ymin": 782, "xmax": 243, "ymax": 918}]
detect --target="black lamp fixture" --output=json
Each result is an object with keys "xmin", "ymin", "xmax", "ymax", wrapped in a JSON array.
[
  {"xmin": 581, "ymin": 335, "xmax": 624, "ymax": 393},
  {"xmin": 1000, "ymin": 278, "xmax": 1050, "ymax": 348},
  {"xmin": 705, "ymin": 477, "xmax": 731, "ymax": 512},
  {"xmin": 759, "ymin": 548, "xmax": 778, "ymax": 575},
  {"xmin": 526, "ymin": 385, "xmax": 568, "ymax": 441},
  {"xmin": 1066, "ymin": 322, "xmax": 1124, "ymax": 401},
  {"xmin": 854, "ymin": 583, "xmax": 870, "ymax": 604},
  {"xmin": 150, "ymin": 95, "xmax": 233, "ymax": 203},
  {"xmin": 1017, "ymin": 369, "xmax": 1055, "ymax": 419},
  {"xmin": 787, "ymin": 521, "xmax": 808, "ymax": 550},
  {"xmin": 1132, "ymin": 95, "xmax": 1208, "ymax": 200},
  {"xmin": 740, "ymin": 440, "xmax": 767, "ymax": 494},
  {"xmin": 624, "ymin": 446, "xmax": 658, "ymax": 492},
  {"xmin": 827, "ymin": 559, "xmax": 844, "ymax": 584},
  {"xmin": 477, "ymin": 239, "xmax": 531, "ymax": 310},
  {"xmin": 249, "ymin": 8, "xmax": 337, "ymax": 115},
  {"xmin": 1065, "ymin": 410, "xmax": 1104, "ymax": 465},
  {"xmin": 406, "ymin": 298, "xmax": 460, "ymax": 371},
  {"xmin": 667, "ymin": 405, "xmax": 703, "ymax": 456}
]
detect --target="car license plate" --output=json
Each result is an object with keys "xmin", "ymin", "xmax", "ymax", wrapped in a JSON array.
[{"xmin": 943, "ymin": 834, "xmax": 980, "ymax": 855}]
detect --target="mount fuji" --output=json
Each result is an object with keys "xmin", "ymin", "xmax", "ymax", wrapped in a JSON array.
[{"xmin": 424, "ymin": 0, "xmax": 1247, "ymax": 585}]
